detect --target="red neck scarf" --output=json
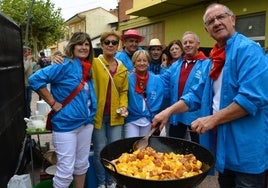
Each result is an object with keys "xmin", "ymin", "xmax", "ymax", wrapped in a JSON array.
[
  {"xmin": 183, "ymin": 51, "xmax": 207, "ymax": 61},
  {"xmin": 135, "ymin": 71, "xmax": 149, "ymax": 94},
  {"xmin": 209, "ymin": 44, "xmax": 226, "ymax": 80},
  {"xmin": 80, "ymin": 59, "xmax": 92, "ymax": 81}
]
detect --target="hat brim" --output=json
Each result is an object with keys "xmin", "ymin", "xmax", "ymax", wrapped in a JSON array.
[
  {"xmin": 149, "ymin": 45, "xmax": 164, "ymax": 49},
  {"xmin": 121, "ymin": 34, "xmax": 145, "ymax": 42}
]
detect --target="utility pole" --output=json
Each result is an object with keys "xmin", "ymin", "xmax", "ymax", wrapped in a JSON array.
[
  {"xmin": 117, "ymin": 0, "xmax": 120, "ymax": 30},
  {"xmin": 25, "ymin": 0, "xmax": 35, "ymax": 47}
]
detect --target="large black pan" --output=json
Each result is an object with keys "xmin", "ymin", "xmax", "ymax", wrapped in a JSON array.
[{"xmin": 100, "ymin": 136, "xmax": 215, "ymax": 188}]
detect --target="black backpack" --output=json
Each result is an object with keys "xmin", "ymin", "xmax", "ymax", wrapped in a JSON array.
[{"xmin": 38, "ymin": 57, "xmax": 51, "ymax": 68}]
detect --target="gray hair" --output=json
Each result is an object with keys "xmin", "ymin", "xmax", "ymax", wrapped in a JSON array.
[
  {"xmin": 182, "ymin": 31, "xmax": 200, "ymax": 43},
  {"xmin": 203, "ymin": 3, "xmax": 234, "ymax": 24}
]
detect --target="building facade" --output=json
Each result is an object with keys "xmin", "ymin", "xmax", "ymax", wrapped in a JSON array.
[
  {"xmin": 51, "ymin": 7, "xmax": 118, "ymax": 55},
  {"xmin": 118, "ymin": 0, "xmax": 268, "ymax": 49}
]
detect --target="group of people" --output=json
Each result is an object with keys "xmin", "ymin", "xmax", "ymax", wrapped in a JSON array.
[{"xmin": 27, "ymin": 3, "xmax": 268, "ymax": 188}]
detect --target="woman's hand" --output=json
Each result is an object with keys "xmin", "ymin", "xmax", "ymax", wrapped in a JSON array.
[
  {"xmin": 117, "ymin": 107, "xmax": 128, "ymax": 117},
  {"xmin": 51, "ymin": 101, "xmax": 62, "ymax": 112}
]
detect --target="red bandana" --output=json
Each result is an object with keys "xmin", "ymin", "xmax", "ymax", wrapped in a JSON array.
[
  {"xmin": 80, "ymin": 59, "xmax": 92, "ymax": 81},
  {"xmin": 183, "ymin": 51, "xmax": 207, "ymax": 61},
  {"xmin": 209, "ymin": 44, "xmax": 226, "ymax": 80},
  {"xmin": 135, "ymin": 71, "xmax": 149, "ymax": 94}
]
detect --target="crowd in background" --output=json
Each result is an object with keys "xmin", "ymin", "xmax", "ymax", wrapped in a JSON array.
[{"xmin": 25, "ymin": 3, "xmax": 268, "ymax": 188}]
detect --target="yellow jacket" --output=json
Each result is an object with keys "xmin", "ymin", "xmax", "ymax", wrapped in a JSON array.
[{"xmin": 92, "ymin": 55, "xmax": 128, "ymax": 129}]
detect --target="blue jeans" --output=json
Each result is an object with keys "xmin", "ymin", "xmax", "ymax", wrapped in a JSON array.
[
  {"xmin": 218, "ymin": 169, "xmax": 266, "ymax": 188},
  {"xmin": 92, "ymin": 115, "xmax": 123, "ymax": 186},
  {"xmin": 25, "ymin": 86, "xmax": 32, "ymax": 118}
]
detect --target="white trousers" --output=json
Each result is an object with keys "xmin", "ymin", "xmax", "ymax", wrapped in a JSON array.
[
  {"xmin": 124, "ymin": 118, "xmax": 151, "ymax": 138},
  {"xmin": 52, "ymin": 124, "xmax": 93, "ymax": 188}
]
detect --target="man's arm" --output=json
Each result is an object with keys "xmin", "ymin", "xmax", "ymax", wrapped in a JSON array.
[{"xmin": 152, "ymin": 100, "xmax": 189, "ymax": 130}]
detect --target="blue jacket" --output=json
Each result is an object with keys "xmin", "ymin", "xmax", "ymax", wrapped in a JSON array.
[
  {"xmin": 182, "ymin": 32, "xmax": 268, "ymax": 173},
  {"xmin": 161, "ymin": 56, "xmax": 211, "ymax": 125},
  {"xmin": 29, "ymin": 57, "xmax": 97, "ymax": 132},
  {"xmin": 115, "ymin": 47, "xmax": 143, "ymax": 72},
  {"xmin": 126, "ymin": 71, "xmax": 164, "ymax": 123},
  {"xmin": 115, "ymin": 50, "xmax": 134, "ymax": 72},
  {"xmin": 148, "ymin": 59, "xmax": 162, "ymax": 75}
]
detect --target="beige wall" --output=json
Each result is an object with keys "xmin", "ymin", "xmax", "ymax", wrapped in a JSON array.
[
  {"xmin": 53, "ymin": 7, "xmax": 118, "ymax": 52},
  {"xmin": 84, "ymin": 8, "xmax": 118, "ymax": 39}
]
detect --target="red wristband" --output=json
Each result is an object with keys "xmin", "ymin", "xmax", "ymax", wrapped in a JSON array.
[{"xmin": 49, "ymin": 100, "xmax": 56, "ymax": 107}]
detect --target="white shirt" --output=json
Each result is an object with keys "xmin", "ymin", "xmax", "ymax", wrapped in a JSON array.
[{"xmin": 212, "ymin": 70, "xmax": 223, "ymax": 114}]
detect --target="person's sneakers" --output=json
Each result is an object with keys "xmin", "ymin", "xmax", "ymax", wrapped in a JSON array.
[
  {"xmin": 107, "ymin": 183, "xmax": 116, "ymax": 188},
  {"xmin": 97, "ymin": 185, "xmax": 106, "ymax": 188}
]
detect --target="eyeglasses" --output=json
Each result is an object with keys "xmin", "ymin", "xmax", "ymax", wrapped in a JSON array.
[
  {"xmin": 205, "ymin": 13, "xmax": 231, "ymax": 27},
  {"xmin": 103, "ymin": 40, "xmax": 119, "ymax": 46}
]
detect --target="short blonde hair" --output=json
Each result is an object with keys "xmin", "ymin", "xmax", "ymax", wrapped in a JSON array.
[
  {"xmin": 100, "ymin": 31, "xmax": 120, "ymax": 44},
  {"xmin": 132, "ymin": 50, "xmax": 150, "ymax": 65}
]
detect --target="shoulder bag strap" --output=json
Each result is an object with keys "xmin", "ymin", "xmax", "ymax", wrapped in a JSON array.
[
  {"xmin": 98, "ymin": 56, "xmax": 119, "ymax": 97},
  {"xmin": 61, "ymin": 80, "xmax": 85, "ymax": 107},
  {"xmin": 142, "ymin": 92, "xmax": 152, "ymax": 118}
]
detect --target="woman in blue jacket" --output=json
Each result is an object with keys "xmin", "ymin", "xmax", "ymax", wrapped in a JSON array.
[
  {"xmin": 29, "ymin": 32, "xmax": 97, "ymax": 188},
  {"xmin": 125, "ymin": 50, "xmax": 164, "ymax": 137}
]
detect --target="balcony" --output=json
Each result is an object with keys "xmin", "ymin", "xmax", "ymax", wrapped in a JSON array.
[{"xmin": 126, "ymin": 0, "xmax": 212, "ymax": 17}]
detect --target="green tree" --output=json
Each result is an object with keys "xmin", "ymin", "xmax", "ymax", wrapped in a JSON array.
[{"xmin": 0, "ymin": 0, "xmax": 65, "ymax": 54}]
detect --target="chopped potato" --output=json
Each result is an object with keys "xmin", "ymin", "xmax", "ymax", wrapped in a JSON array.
[{"xmin": 108, "ymin": 147, "xmax": 203, "ymax": 180}]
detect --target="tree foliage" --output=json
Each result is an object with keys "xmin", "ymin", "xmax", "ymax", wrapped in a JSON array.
[{"xmin": 0, "ymin": 0, "xmax": 65, "ymax": 53}]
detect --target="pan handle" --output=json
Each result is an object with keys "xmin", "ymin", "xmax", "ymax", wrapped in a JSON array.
[{"xmin": 101, "ymin": 158, "xmax": 118, "ymax": 173}]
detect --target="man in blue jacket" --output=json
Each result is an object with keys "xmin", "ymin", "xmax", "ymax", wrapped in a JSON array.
[
  {"xmin": 115, "ymin": 29, "xmax": 144, "ymax": 72},
  {"xmin": 148, "ymin": 38, "xmax": 164, "ymax": 75},
  {"xmin": 160, "ymin": 31, "xmax": 210, "ymax": 143},
  {"xmin": 153, "ymin": 3, "xmax": 268, "ymax": 188}
]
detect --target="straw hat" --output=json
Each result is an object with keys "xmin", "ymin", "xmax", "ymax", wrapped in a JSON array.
[
  {"xmin": 121, "ymin": 29, "xmax": 145, "ymax": 42},
  {"xmin": 148, "ymin": 38, "xmax": 163, "ymax": 48}
]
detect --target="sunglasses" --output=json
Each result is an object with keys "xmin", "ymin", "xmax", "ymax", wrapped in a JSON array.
[{"xmin": 103, "ymin": 40, "xmax": 119, "ymax": 46}]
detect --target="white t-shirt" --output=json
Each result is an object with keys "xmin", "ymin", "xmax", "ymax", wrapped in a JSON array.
[{"xmin": 212, "ymin": 70, "xmax": 223, "ymax": 114}]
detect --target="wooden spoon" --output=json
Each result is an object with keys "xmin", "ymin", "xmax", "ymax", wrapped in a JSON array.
[{"xmin": 133, "ymin": 123, "xmax": 160, "ymax": 151}]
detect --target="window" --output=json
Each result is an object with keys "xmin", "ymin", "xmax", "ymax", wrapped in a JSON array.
[{"xmin": 236, "ymin": 12, "xmax": 265, "ymax": 47}]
